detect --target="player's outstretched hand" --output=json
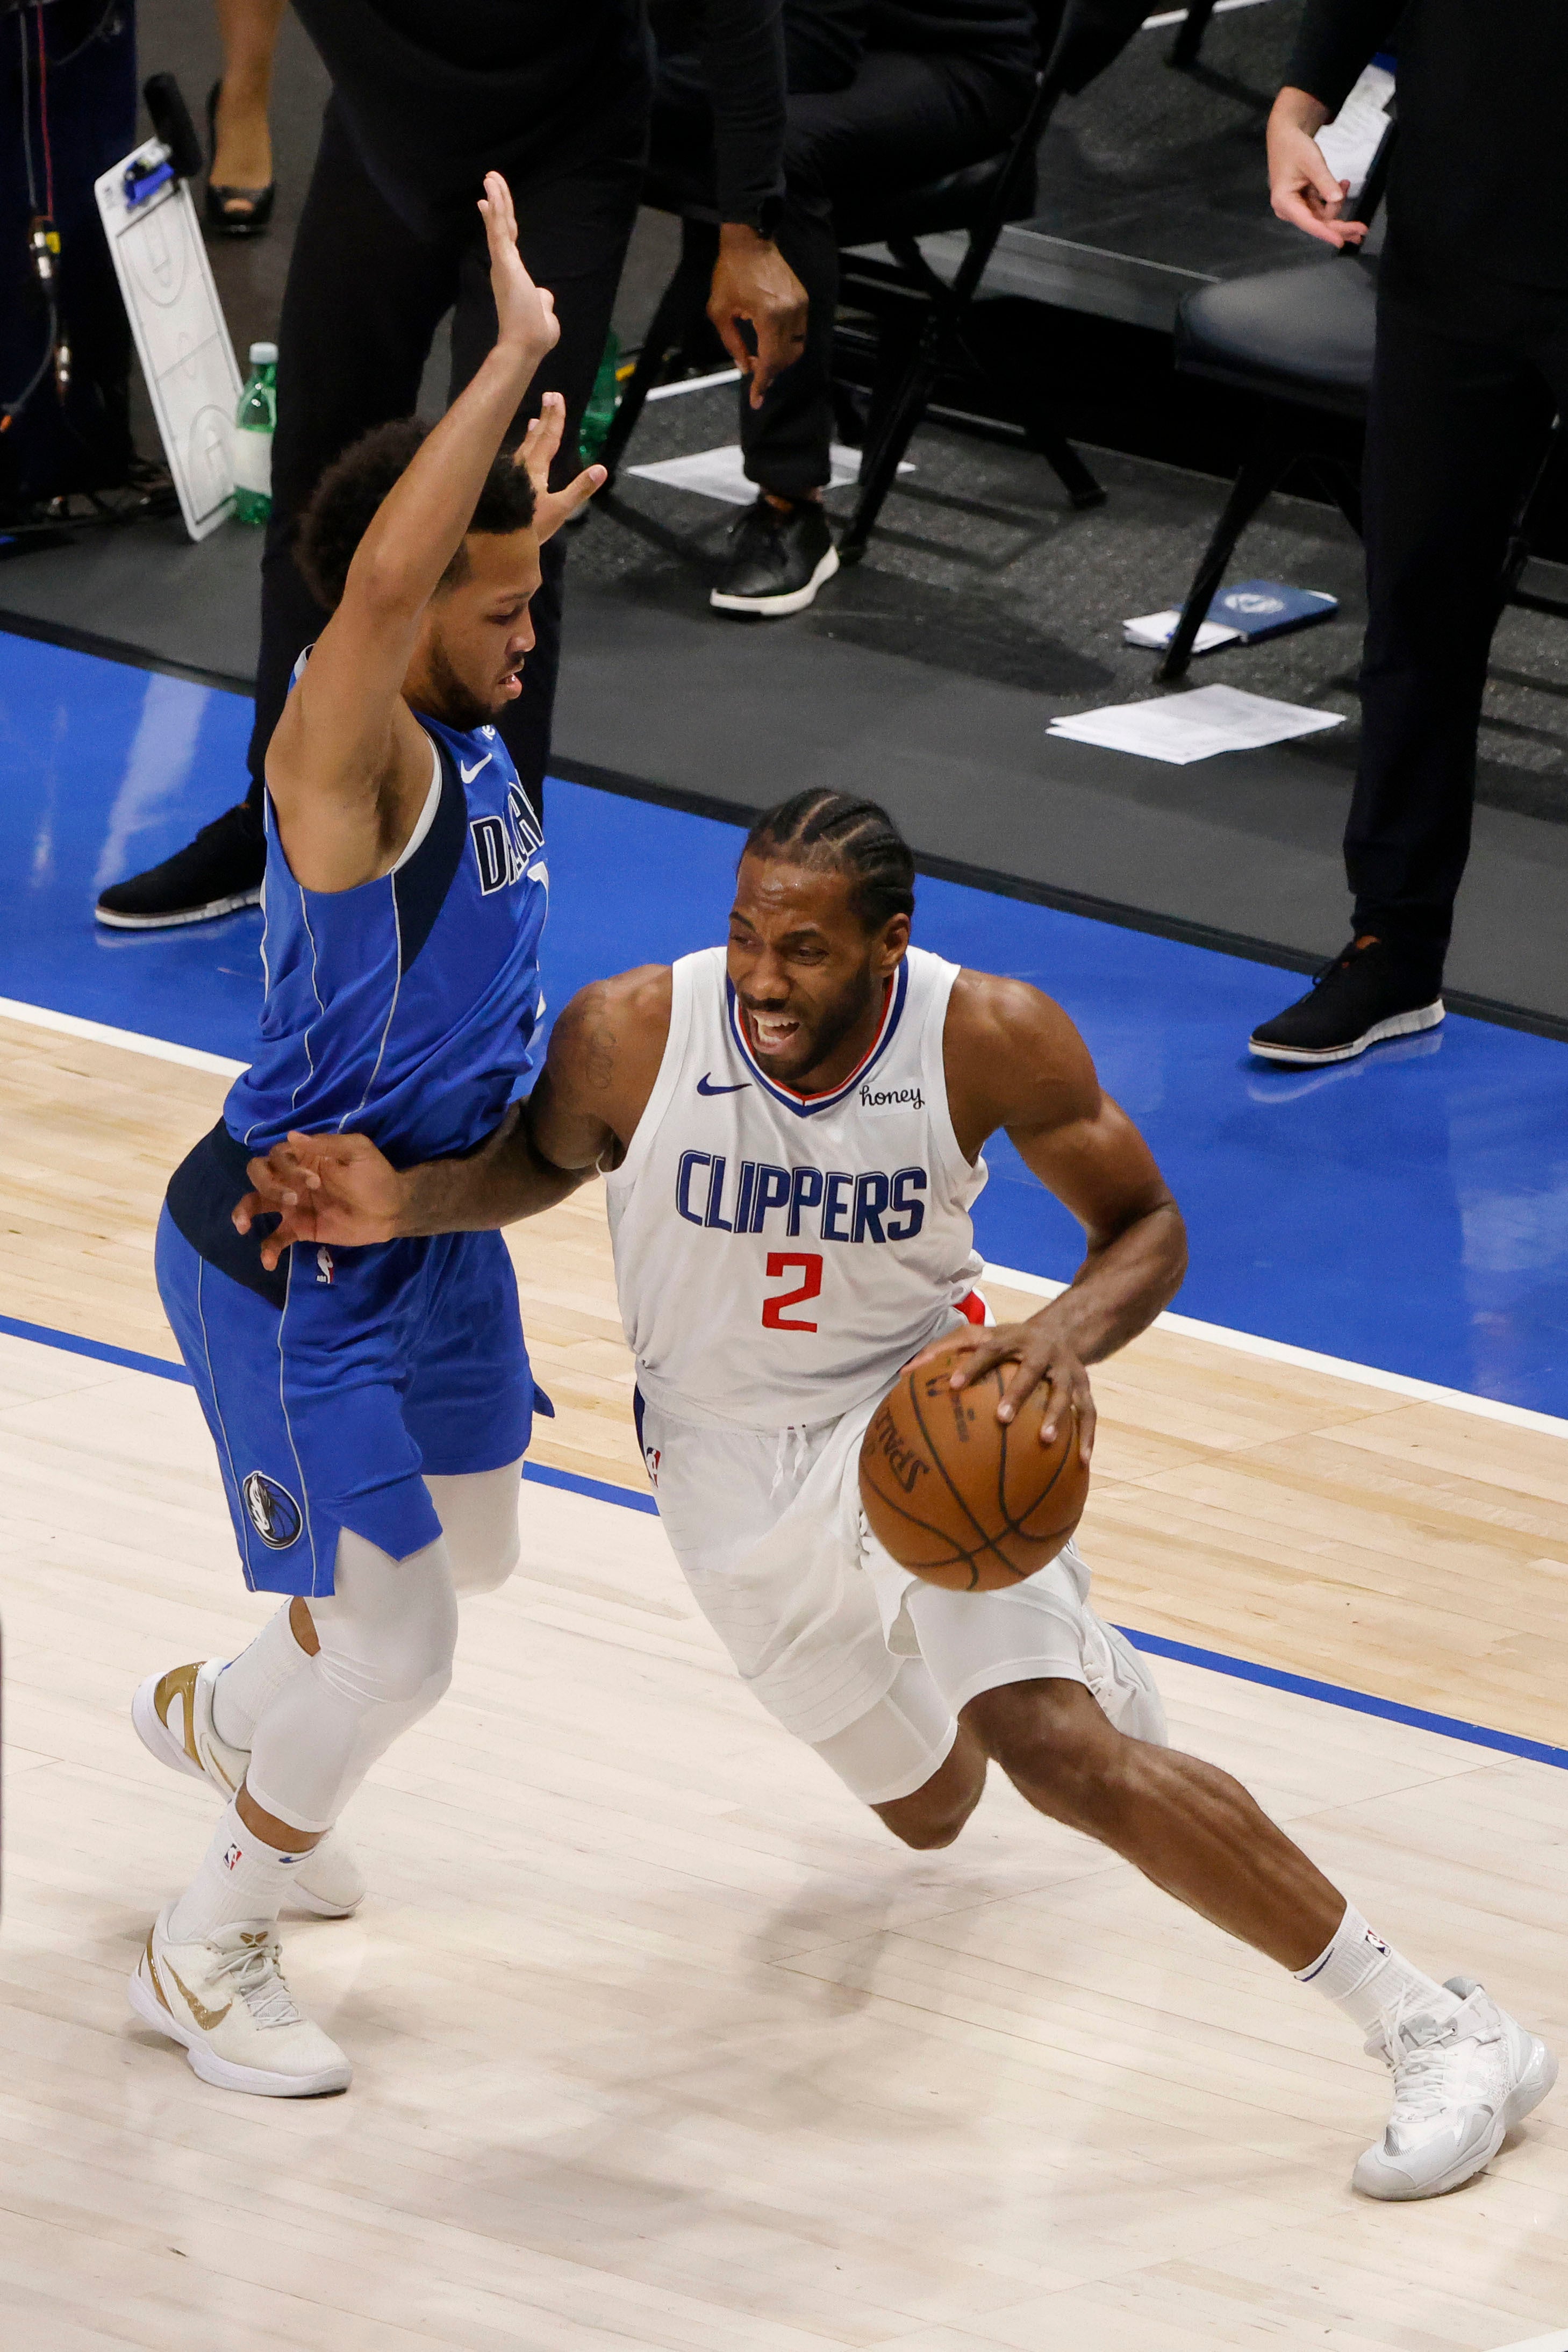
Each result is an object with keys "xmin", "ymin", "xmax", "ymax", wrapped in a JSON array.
[
  {"xmin": 234, "ymin": 1131, "xmax": 404, "ymax": 1271},
  {"xmin": 478, "ymin": 171, "xmax": 560, "ymax": 369},
  {"xmin": 514, "ymin": 392, "xmax": 606, "ymax": 544},
  {"xmin": 912, "ymin": 1313, "xmax": 1096, "ymax": 1463}
]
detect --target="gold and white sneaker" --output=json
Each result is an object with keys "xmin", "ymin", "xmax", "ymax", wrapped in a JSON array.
[
  {"xmin": 130, "ymin": 1905, "xmax": 352, "ymax": 2097},
  {"xmin": 1354, "ymin": 1977, "xmax": 1557, "ymax": 2199},
  {"xmin": 132, "ymin": 1659, "xmax": 365, "ymax": 1918}
]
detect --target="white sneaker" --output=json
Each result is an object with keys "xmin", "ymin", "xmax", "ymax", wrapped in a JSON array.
[
  {"xmin": 1354, "ymin": 1976, "xmax": 1557, "ymax": 2199},
  {"xmin": 130, "ymin": 1905, "xmax": 352, "ymax": 2097},
  {"xmin": 132, "ymin": 1659, "xmax": 366, "ymax": 1918}
]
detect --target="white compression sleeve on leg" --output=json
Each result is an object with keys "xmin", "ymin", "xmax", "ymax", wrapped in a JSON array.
[
  {"xmin": 426, "ymin": 1459, "xmax": 524, "ymax": 1598},
  {"xmin": 243, "ymin": 1525, "xmax": 460, "ymax": 1835},
  {"xmin": 212, "ymin": 1601, "xmax": 310, "ymax": 1748}
]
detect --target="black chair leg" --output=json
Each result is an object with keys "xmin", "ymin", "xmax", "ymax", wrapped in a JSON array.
[
  {"xmin": 839, "ymin": 319, "xmax": 950, "ymax": 563},
  {"xmin": 1018, "ymin": 404, "xmax": 1106, "ymax": 509},
  {"xmin": 1170, "ymin": 0, "xmax": 1219, "ymax": 70},
  {"xmin": 598, "ymin": 220, "xmax": 718, "ymax": 485},
  {"xmin": 1155, "ymin": 433, "xmax": 1290, "ymax": 682}
]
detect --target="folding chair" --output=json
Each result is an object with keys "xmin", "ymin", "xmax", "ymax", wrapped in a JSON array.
[{"xmin": 599, "ymin": 0, "xmax": 1155, "ymax": 564}]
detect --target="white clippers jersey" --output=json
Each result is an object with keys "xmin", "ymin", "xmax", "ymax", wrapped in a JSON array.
[{"xmin": 606, "ymin": 945, "xmax": 987, "ymax": 1429}]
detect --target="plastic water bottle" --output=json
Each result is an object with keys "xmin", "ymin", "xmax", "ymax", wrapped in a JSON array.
[
  {"xmin": 579, "ymin": 331, "xmax": 621, "ymax": 463},
  {"xmin": 232, "ymin": 341, "xmax": 277, "ymax": 526}
]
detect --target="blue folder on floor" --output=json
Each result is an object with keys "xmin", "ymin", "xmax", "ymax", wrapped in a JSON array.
[{"xmin": 1206, "ymin": 580, "xmax": 1338, "ymax": 640}]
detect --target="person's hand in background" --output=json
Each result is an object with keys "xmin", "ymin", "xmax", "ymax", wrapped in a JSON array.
[
  {"xmin": 708, "ymin": 223, "xmax": 808, "ymax": 408},
  {"xmin": 1268, "ymin": 85, "xmax": 1367, "ymax": 248}
]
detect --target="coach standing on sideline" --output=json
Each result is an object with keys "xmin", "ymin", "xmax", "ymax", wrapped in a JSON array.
[
  {"xmin": 97, "ymin": 0, "xmax": 802, "ymax": 930},
  {"xmin": 1249, "ymin": 2, "xmax": 1568, "ymax": 1067}
]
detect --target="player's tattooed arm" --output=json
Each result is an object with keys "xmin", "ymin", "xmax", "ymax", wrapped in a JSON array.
[
  {"xmin": 527, "ymin": 967, "xmax": 673, "ymax": 1174},
  {"xmin": 232, "ymin": 967, "xmax": 674, "ymax": 1258},
  {"xmin": 233, "ymin": 1107, "xmax": 586, "ymax": 1265},
  {"xmin": 919, "ymin": 972, "xmax": 1187, "ymax": 1457}
]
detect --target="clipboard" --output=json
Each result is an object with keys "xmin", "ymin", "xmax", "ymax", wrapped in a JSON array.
[{"xmin": 94, "ymin": 138, "xmax": 243, "ymax": 542}]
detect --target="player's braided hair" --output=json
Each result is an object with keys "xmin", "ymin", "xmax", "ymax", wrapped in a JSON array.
[
  {"xmin": 293, "ymin": 418, "xmax": 537, "ymax": 611},
  {"xmin": 743, "ymin": 790, "xmax": 916, "ymax": 933}
]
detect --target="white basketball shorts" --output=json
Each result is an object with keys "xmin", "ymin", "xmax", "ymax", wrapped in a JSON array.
[{"xmin": 638, "ymin": 1384, "xmax": 1166, "ymax": 1807}]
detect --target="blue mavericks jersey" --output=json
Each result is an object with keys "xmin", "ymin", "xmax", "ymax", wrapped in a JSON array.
[
  {"xmin": 167, "ymin": 713, "xmax": 546, "ymax": 1306},
  {"xmin": 227, "ymin": 715, "xmax": 547, "ymax": 1164}
]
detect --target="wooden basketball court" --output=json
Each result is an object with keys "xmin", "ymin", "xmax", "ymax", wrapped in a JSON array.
[{"xmin": 5, "ymin": 1006, "xmax": 1568, "ymax": 2350}]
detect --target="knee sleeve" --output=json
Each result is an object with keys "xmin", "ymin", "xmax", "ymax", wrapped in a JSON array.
[
  {"xmin": 427, "ymin": 1460, "xmax": 523, "ymax": 1598},
  {"xmin": 245, "ymin": 1526, "xmax": 460, "ymax": 1834}
]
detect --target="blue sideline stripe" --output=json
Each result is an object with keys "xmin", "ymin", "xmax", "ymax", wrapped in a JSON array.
[
  {"xmin": 522, "ymin": 1458, "xmax": 658, "ymax": 1515},
  {"xmin": 1116, "ymin": 1626, "xmax": 1568, "ymax": 1775},
  {"xmin": 0, "ymin": 1311, "xmax": 192, "ymax": 1384},
  {"xmin": 6, "ymin": 1306, "xmax": 1565, "ymax": 1769}
]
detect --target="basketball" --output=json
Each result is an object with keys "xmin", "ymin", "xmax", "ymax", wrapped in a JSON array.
[{"xmin": 858, "ymin": 1341, "xmax": 1089, "ymax": 1591}]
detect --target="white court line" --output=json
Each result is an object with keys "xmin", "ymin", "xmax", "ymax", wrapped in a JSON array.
[
  {"xmin": 0, "ymin": 992, "xmax": 246, "ymax": 1076},
  {"xmin": 1485, "ymin": 2336, "xmax": 1568, "ymax": 2352},
  {"xmin": 3, "ymin": 990, "xmax": 1564, "ymax": 1448},
  {"xmin": 645, "ymin": 368, "xmax": 742, "ymax": 403},
  {"xmin": 984, "ymin": 1261, "xmax": 1568, "ymax": 1445},
  {"xmin": 1141, "ymin": 0, "xmax": 1276, "ymax": 25}
]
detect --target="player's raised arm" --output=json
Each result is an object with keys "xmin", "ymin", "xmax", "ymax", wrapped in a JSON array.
[
  {"xmin": 265, "ymin": 173, "xmax": 571, "ymax": 894},
  {"xmin": 927, "ymin": 973, "xmax": 1187, "ymax": 1456}
]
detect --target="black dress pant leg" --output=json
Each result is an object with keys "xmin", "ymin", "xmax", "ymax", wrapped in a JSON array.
[
  {"xmin": 447, "ymin": 155, "xmax": 642, "ymax": 820},
  {"xmin": 1346, "ymin": 282, "xmax": 1558, "ymax": 957},
  {"xmin": 740, "ymin": 51, "xmax": 1033, "ymax": 497},
  {"xmin": 245, "ymin": 101, "xmax": 458, "ymax": 809}
]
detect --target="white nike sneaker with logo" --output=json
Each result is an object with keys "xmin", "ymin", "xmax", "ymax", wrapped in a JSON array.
[
  {"xmin": 130, "ymin": 1905, "xmax": 352, "ymax": 2096},
  {"xmin": 132, "ymin": 1658, "xmax": 365, "ymax": 1919},
  {"xmin": 1354, "ymin": 1976, "xmax": 1557, "ymax": 2199}
]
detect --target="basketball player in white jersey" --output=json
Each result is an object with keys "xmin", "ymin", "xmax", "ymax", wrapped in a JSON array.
[{"xmin": 238, "ymin": 789, "xmax": 1554, "ymax": 2198}]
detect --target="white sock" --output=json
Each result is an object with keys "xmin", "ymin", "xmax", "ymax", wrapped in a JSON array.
[
  {"xmin": 1295, "ymin": 1903, "xmax": 1459, "ymax": 2038},
  {"xmin": 166, "ymin": 1797, "xmax": 316, "ymax": 1941},
  {"xmin": 212, "ymin": 1604, "xmax": 309, "ymax": 1748}
]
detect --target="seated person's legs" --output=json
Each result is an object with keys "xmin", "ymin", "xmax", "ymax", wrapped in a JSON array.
[{"xmin": 718, "ymin": 43, "xmax": 1036, "ymax": 614}]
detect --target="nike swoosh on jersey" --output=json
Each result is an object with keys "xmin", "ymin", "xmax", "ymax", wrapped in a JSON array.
[
  {"xmin": 696, "ymin": 1074, "xmax": 750, "ymax": 1096},
  {"xmin": 459, "ymin": 753, "xmax": 492, "ymax": 783}
]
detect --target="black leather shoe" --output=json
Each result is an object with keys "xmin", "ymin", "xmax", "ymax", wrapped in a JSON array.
[
  {"xmin": 96, "ymin": 802, "xmax": 266, "ymax": 929},
  {"xmin": 205, "ymin": 80, "xmax": 275, "ymax": 238},
  {"xmin": 1249, "ymin": 937, "xmax": 1445, "ymax": 1065},
  {"xmin": 710, "ymin": 497, "xmax": 839, "ymax": 617}
]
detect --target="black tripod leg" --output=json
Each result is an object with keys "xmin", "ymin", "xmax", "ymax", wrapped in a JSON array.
[{"xmin": 1155, "ymin": 437, "xmax": 1286, "ymax": 682}]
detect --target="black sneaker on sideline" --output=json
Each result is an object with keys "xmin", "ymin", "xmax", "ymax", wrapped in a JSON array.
[
  {"xmin": 1249, "ymin": 937, "xmax": 1444, "ymax": 1066},
  {"xmin": 96, "ymin": 801, "xmax": 266, "ymax": 930},
  {"xmin": 710, "ymin": 496, "xmax": 840, "ymax": 617}
]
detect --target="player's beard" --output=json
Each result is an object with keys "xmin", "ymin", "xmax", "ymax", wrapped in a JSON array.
[
  {"xmin": 423, "ymin": 637, "xmax": 504, "ymax": 733},
  {"xmin": 748, "ymin": 969, "xmax": 878, "ymax": 1085}
]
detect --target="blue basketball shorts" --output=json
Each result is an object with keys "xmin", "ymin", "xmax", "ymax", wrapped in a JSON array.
[{"xmin": 155, "ymin": 1209, "xmax": 541, "ymax": 1597}]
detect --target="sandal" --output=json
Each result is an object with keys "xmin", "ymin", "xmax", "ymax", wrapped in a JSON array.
[{"xmin": 205, "ymin": 79, "xmax": 275, "ymax": 238}]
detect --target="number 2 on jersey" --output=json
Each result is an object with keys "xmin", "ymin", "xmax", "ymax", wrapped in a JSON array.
[{"xmin": 762, "ymin": 1251, "xmax": 822, "ymax": 1332}]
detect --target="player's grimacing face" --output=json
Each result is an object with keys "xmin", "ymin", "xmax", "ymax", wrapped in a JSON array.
[
  {"xmin": 417, "ymin": 528, "xmax": 542, "ymax": 730},
  {"xmin": 727, "ymin": 854, "xmax": 908, "ymax": 1086}
]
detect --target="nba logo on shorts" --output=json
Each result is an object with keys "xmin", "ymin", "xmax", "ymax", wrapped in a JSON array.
[
  {"xmin": 241, "ymin": 1470, "xmax": 303, "ymax": 1549},
  {"xmin": 316, "ymin": 1246, "xmax": 334, "ymax": 1284},
  {"xmin": 643, "ymin": 1443, "xmax": 661, "ymax": 1488}
]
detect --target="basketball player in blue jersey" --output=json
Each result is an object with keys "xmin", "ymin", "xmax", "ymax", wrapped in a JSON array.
[
  {"xmin": 128, "ymin": 176, "xmax": 598, "ymax": 2099},
  {"xmin": 240, "ymin": 788, "xmax": 1555, "ymax": 2198}
]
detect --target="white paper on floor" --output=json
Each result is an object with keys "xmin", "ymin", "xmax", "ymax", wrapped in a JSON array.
[
  {"xmin": 1122, "ymin": 608, "xmax": 1241, "ymax": 654},
  {"xmin": 625, "ymin": 442, "xmax": 910, "ymax": 505},
  {"xmin": 1047, "ymin": 685, "xmax": 1345, "ymax": 766}
]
